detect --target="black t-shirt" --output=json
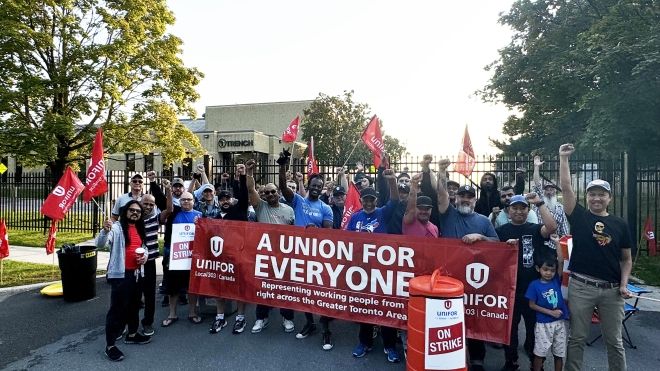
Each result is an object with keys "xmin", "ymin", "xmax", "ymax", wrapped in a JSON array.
[
  {"xmin": 496, "ymin": 222, "xmax": 552, "ymax": 296},
  {"xmin": 567, "ymin": 204, "xmax": 633, "ymax": 282}
]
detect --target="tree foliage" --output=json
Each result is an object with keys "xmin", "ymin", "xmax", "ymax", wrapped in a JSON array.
[
  {"xmin": 481, "ymin": 0, "xmax": 660, "ymax": 159},
  {"xmin": 0, "ymin": 0, "xmax": 205, "ymax": 178},
  {"xmin": 301, "ymin": 91, "xmax": 408, "ymax": 165}
]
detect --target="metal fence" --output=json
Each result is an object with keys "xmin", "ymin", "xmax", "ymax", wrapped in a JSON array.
[{"xmin": 1, "ymin": 153, "xmax": 658, "ymax": 254}]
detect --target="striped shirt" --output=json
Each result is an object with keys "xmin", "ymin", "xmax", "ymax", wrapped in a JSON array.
[{"xmin": 143, "ymin": 212, "xmax": 161, "ymax": 260}]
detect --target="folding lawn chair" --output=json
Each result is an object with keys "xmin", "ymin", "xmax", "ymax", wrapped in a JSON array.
[{"xmin": 587, "ymin": 283, "xmax": 652, "ymax": 349}]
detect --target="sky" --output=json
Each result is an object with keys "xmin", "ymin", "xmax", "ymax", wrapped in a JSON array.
[{"xmin": 167, "ymin": 0, "xmax": 516, "ymax": 157}]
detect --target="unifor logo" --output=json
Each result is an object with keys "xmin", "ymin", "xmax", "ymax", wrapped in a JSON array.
[
  {"xmin": 444, "ymin": 300, "xmax": 452, "ymax": 310},
  {"xmin": 53, "ymin": 186, "xmax": 65, "ymax": 197},
  {"xmin": 184, "ymin": 225, "xmax": 190, "ymax": 231},
  {"xmin": 210, "ymin": 236, "xmax": 224, "ymax": 257},
  {"xmin": 466, "ymin": 262, "xmax": 489, "ymax": 289}
]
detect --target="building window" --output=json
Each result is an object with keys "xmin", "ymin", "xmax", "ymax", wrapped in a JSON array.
[
  {"xmin": 163, "ymin": 163, "xmax": 173, "ymax": 177},
  {"xmin": 182, "ymin": 156, "xmax": 193, "ymax": 177},
  {"xmin": 125, "ymin": 153, "xmax": 136, "ymax": 171},
  {"xmin": 144, "ymin": 153, "xmax": 154, "ymax": 172}
]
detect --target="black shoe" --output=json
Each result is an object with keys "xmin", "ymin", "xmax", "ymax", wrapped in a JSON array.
[
  {"xmin": 209, "ymin": 318, "xmax": 228, "ymax": 334},
  {"xmin": 295, "ymin": 322, "xmax": 317, "ymax": 339},
  {"xmin": 322, "ymin": 331, "xmax": 333, "ymax": 351},
  {"xmin": 161, "ymin": 296, "xmax": 170, "ymax": 307},
  {"xmin": 124, "ymin": 333, "xmax": 152, "ymax": 345},
  {"xmin": 178, "ymin": 295, "xmax": 188, "ymax": 305},
  {"xmin": 105, "ymin": 346, "xmax": 124, "ymax": 362}
]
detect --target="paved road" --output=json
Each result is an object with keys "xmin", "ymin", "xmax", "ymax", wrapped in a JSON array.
[{"xmin": 1, "ymin": 280, "xmax": 660, "ymax": 371}]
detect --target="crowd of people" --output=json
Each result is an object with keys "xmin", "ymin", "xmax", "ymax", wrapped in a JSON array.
[{"xmin": 96, "ymin": 144, "xmax": 634, "ymax": 371}]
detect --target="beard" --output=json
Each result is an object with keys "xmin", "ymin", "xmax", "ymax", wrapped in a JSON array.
[
  {"xmin": 544, "ymin": 195, "xmax": 558, "ymax": 209},
  {"xmin": 457, "ymin": 204, "xmax": 474, "ymax": 215}
]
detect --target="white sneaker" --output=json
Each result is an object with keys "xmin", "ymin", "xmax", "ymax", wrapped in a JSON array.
[
  {"xmin": 251, "ymin": 318, "xmax": 270, "ymax": 333},
  {"xmin": 282, "ymin": 319, "xmax": 295, "ymax": 333}
]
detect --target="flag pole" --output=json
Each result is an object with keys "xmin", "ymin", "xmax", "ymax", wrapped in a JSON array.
[
  {"xmin": 91, "ymin": 197, "xmax": 108, "ymax": 220},
  {"xmin": 341, "ymin": 139, "xmax": 361, "ymax": 169}
]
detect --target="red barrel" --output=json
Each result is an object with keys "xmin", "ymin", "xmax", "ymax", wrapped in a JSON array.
[{"xmin": 408, "ymin": 269, "xmax": 466, "ymax": 371}]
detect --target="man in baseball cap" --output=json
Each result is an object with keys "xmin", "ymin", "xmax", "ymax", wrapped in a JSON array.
[
  {"xmin": 558, "ymin": 144, "xmax": 632, "ymax": 371},
  {"xmin": 402, "ymin": 175, "xmax": 439, "ymax": 238}
]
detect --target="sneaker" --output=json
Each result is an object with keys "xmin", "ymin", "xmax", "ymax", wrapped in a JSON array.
[
  {"xmin": 384, "ymin": 347, "xmax": 400, "ymax": 363},
  {"xmin": 105, "ymin": 346, "xmax": 124, "ymax": 362},
  {"xmin": 142, "ymin": 325, "xmax": 155, "ymax": 336},
  {"xmin": 232, "ymin": 318, "xmax": 247, "ymax": 334},
  {"xmin": 115, "ymin": 327, "xmax": 127, "ymax": 341},
  {"xmin": 322, "ymin": 331, "xmax": 334, "ymax": 351},
  {"xmin": 209, "ymin": 318, "xmax": 228, "ymax": 334},
  {"xmin": 251, "ymin": 319, "xmax": 270, "ymax": 333},
  {"xmin": 282, "ymin": 319, "xmax": 295, "ymax": 333},
  {"xmin": 352, "ymin": 343, "xmax": 372, "ymax": 358},
  {"xmin": 500, "ymin": 361, "xmax": 520, "ymax": 371},
  {"xmin": 161, "ymin": 295, "xmax": 169, "ymax": 307},
  {"xmin": 295, "ymin": 322, "xmax": 316, "ymax": 339},
  {"xmin": 124, "ymin": 333, "xmax": 152, "ymax": 344}
]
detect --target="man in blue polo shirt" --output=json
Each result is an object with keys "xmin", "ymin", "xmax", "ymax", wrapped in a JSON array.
[{"xmin": 435, "ymin": 159, "xmax": 499, "ymax": 371}]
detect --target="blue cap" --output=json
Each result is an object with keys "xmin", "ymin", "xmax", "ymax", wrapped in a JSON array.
[{"xmin": 509, "ymin": 195, "xmax": 529, "ymax": 207}]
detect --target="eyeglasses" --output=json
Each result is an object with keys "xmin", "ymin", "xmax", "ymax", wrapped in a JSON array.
[
  {"xmin": 132, "ymin": 180, "xmax": 143, "ymax": 184},
  {"xmin": 141, "ymin": 202, "xmax": 155, "ymax": 206},
  {"xmin": 264, "ymin": 190, "xmax": 278, "ymax": 195},
  {"xmin": 127, "ymin": 208, "xmax": 142, "ymax": 214},
  {"xmin": 180, "ymin": 198, "xmax": 194, "ymax": 202}
]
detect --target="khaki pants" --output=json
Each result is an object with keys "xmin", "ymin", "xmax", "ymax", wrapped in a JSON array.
[{"xmin": 565, "ymin": 278, "xmax": 625, "ymax": 371}]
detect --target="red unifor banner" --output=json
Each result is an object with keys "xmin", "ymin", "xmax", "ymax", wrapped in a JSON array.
[
  {"xmin": 189, "ymin": 218, "xmax": 517, "ymax": 344},
  {"xmin": 41, "ymin": 166, "xmax": 85, "ymax": 221},
  {"xmin": 83, "ymin": 127, "xmax": 107, "ymax": 202}
]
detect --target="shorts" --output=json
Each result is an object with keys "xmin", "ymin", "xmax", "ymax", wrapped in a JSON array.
[
  {"xmin": 533, "ymin": 320, "xmax": 568, "ymax": 358},
  {"xmin": 165, "ymin": 269, "xmax": 190, "ymax": 295}
]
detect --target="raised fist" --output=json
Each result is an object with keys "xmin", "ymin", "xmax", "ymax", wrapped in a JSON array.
[
  {"xmin": 245, "ymin": 159, "xmax": 256, "ymax": 171},
  {"xmin": 103, "ymin": 219, "xmax": 112, "ymax": 232},
  {"xmin": 146, "ymin": 171, "xmax": 156, "ymax": 182},
  {"xmin": 526, "ymin": 192, "xmax": 541, "ymax": 205},
  {"xmin": 221, "ymin": 173, "xmax": 230, "ymax": 180},
  {"xmin": 276, "ymin": 148, "xmax": 291, "ymax": 166},
  {"xmin": 559, "ymin": 143, "xmax": 575, "ymax": 157},
  {"xmin": 355, "ymin": 161, "xmax": 364, "ymax": 172},
  {"xmin": 437, "ymin": 158, "xmax": 451, "ymax": 171},
  {"xmin": 382, "ymin": 169, "xmax": 396, "ymax": 179},
  {"xmin": 295, "ymin": 172, "xmax": 304, "ymax": 181},
  {"xmin": 196, "ymin": 164, "xmax": 205, "ymax": 172},
  {"xmin": 236, "ymin": 164, "xmax": 246, "ymax": 176},
  {"xmin": 161, "ymin": 179, "xmax": 171, "ymax": 189},
  {"xmin": 421, "ymin": 154, "xmax": 433, "ymax": 168}
]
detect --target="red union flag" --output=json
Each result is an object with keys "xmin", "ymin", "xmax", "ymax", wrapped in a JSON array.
[
  {"xmin": 306, "ymin": 136, "xmax": 319, "ymax": 176},
  {"xmin": 45, "ymin": 220, "xmax": 58, "ymax": 255},
  {"xmin": 454, "ymin": 125, "xmax": 476, "ymax": 177},
  {"xmin": 83, "ymin": 128, "xmax": 107, "ymax": 202},
  {"xmin": 41, "ymin": 167, "xmax": 85, "ymax": 221},
  {"xmin": 643, "ymin": 216, "xmax": 656, "ymax": 256},
  {"xmin": 189, "ymin": 218, "xmax": 517, "ymax": 344},
  {"xmin": 282, "ymin": 116, "xmax": 300, "ymax": 143},
  {"xmin": 0, "ymin": 219, "xmax": 9, "ymax": 259},
  {"xmin": 341, "ymin": 183, "xmax": 362, "ymax": 230},
  {"xmin": 361, "ymin": 115, "xmax": 385, "ymax": 168}
]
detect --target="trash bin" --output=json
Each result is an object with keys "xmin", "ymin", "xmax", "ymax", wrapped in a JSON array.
[{"xmin": 57, "ymin": 244, "xmax": 98, "ymax": 302}]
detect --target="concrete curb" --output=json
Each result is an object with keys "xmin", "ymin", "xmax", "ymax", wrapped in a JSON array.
[{"xmin": 0, "ymin": 275, "xmax": 110, "ymax": 295}]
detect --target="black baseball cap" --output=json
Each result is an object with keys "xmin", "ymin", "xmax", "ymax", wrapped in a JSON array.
[
  {"xmin": 131, "ymin": 174, "xmax": 143, "ymax": 180},
  {"xmin": 217, "ymin": 190, "xmax": 232, "ymax": 199},
  {"xmin": 447, "ymin": 180, "xmax": 460, "ymax": 188},
  {"xmin": 333, "ymin": 186, "xmax": 346, "ymax": 195},
  {"xmin": 416, "ymin": 196, "xmax": 433, "ymax": 208},
  {"xmin": 359, "ymin": 187, "xmax": 377, "ymax": 199},
  {"xmin": 456, "ymin": 185, "xmax": 476, "ymax": 197}
]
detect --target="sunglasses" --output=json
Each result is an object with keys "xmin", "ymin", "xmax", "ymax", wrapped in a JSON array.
[
  {"xmin": 127, "ymin": 208, "xmax": 142, "ymax": 214},
  {"xmin": 263, "ymin": 190, "xmax": 278, "ymax": 195},
  {"xmin": 132, "ymin": 180, "xmax": 143, "ymax": 184}
]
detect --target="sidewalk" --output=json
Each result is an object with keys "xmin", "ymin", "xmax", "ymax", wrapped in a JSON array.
[{"xmin": 5, "ymin": 244, "xmax": 164, "ymax": 276}]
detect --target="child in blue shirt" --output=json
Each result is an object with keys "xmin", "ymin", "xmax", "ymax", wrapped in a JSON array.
[{"xmin": 525, "ymin": 236, "xmax": 569, "ymax": 371}]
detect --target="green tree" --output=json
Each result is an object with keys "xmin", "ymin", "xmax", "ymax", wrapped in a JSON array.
[
  {"xmin": 301, "ymin": 90, "xmax": 407, "ymax": 165},
  {"xmin": 0, "ymin": 0, "xmax": 205, "ymax": 180},
  {"xmin": 481, "ymin": 0, "xmax": 660, "ymax": 159}
]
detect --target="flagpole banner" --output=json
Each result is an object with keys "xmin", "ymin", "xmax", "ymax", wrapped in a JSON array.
[
  {"xmin": 282, "ymin": 116, "xmax": 300, "ymax": 143},
  {"xmin": 361, "ymin": 115, "xmax": 385, "ymax": 168},
  {"xmin": 41, "ymin": 166, "xmax": 85, "ymax": 221},
  {"xmin": 189, "ymin": 218, "xmax": 517, "ymax": 344},
  {"xmin": 83, "ymin": 128, "xmax": 108, "ymax": 202},
  {"xmin": 454, "ymin": 125, "xmax": 476, "ymax": 177},
  {"xmin": 341, "ymin": 183, "xmax": 362, "ymax": 230},
  {"xmin": 170, "ymin": 223, "xmax": 196, "ymax": 270}
]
